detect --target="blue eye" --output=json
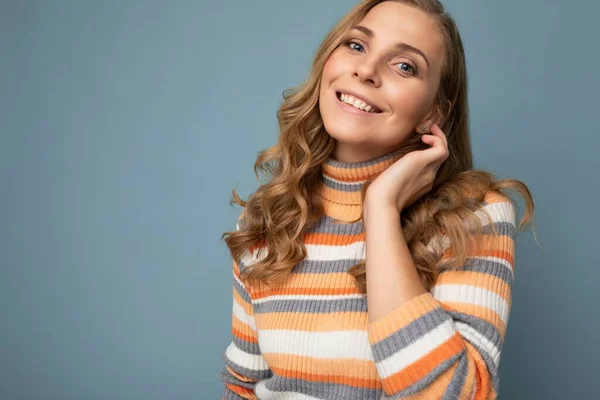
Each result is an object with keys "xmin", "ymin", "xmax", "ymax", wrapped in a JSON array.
[
  {"xmin": 395, "ymin": 61, "xmax": 416, "ymax": 75},
  {"xmin": 347, "ymin": 41, "xmax": 364, "ymax": 52}
]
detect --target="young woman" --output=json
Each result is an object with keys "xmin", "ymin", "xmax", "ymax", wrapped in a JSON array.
[{"xmin": 219, "ymin": 0, "xmax": 535, "ymax": 399}]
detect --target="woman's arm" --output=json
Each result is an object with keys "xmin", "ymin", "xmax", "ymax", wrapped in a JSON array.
[
  {"xmin": 365, "ymin": 194, "xmax": 516, "ymax": 399},
  {"xmin": 219, "ymin": 217, "xmax": 272, "ymax": 399}
]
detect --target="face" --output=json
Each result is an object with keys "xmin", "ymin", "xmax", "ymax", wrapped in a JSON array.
[{"xmin": 318, "ymin": 1, "xmax": 446, "ymax": 162}]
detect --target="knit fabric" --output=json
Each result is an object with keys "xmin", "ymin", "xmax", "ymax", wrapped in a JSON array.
[{"xmin": 219, "ymin": 149, "xmax": 517, "ymax": 399}]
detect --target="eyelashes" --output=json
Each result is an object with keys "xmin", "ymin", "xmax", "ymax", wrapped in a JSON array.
[{"xmin": 344, "ymin": 40, "xmax": 418, "ymax": 76}]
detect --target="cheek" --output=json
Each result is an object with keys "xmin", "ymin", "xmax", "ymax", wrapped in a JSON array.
[
  {"xmin": 386, "ymin": 83, "xmax": 433, "ymax": 121},
  {"xmin": 321, "ymin": 52, "xmax": 346, "ymax": 83}
]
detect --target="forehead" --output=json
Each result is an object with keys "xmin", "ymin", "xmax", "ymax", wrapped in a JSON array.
[{"xmin": 358, "ymin": 2, "xmax": 445, "ymax": 67}]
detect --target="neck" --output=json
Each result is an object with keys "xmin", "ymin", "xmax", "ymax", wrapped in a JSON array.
[{"xmin": 319, "ymin": 147, "xmax": 404, "ymax": 222}]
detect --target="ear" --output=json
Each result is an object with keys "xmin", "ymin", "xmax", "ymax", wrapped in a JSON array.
[{"xmin": 417, "ymin": 103, "xmax": 445, "ymax": 133}]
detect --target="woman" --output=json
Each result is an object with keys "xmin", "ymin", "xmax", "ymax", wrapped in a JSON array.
[{"xmin": 219, "ymin": 0, "xmax": 536, "ymax": 399}]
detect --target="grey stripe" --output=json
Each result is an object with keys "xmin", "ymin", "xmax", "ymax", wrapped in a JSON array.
[
  {"xmin": 481, "ymin": 221, "xmax": 516, "ymax": 237},
  {"xmin": 292, "ymin": 258, "xmax": 363, "ymax": 274},
  {"xmin": 223, "ymin": 353, "xmax": 273, "ymax": 381},
  {"xmin": 439, "ymin": 257, "xmax": 514, "ymax": 288},
  {"xmin": 307, "ymin": 215, "xmax": 364, "ymax": 235},
  {"xmin": 264, "ymin": 375, "xmax": 383, "ymax": 400},
  {"xmin": 323, "ymin": 176, "xmax": 364, "ymax": 192},
  {"xmin": 371, "ymin": 308, "xmax": 452, "ymax": 361},
  {"xmin": 232, "ymin": 335, "xmax": 261, "ymax": 356},
  {"xmin": 254, "ymin": 296, "xmax": 367, "ymax": 314},
  {"xmin": 392, "ymin": 351, "xmax": 465, "ymax": 398},
  {"xmin": 462, "ymin": 257, "xmax": 514, "ymax": 287},
  {"xmin": 232, "ymin": 276, "xmax": 252, "ymax": 304},
  {"xmin": 445, "ymin": 310, "xmax": 502, "ymax": 392},
  {"xmin": 220, "ymin": 367, "xmax": 256, "ymax": 391},
  {"xmin": 445, "ymin": 309, "xmax": 503, "ymax": 352},
  {"xmin": 324, "ymin": 147, "xmax": 404, "ymax": 169},
  {"xmin": 441, "ymin": 353, "xmax": 469, "ymax": 400}
]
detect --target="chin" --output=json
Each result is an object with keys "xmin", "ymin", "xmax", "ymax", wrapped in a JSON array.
[
  {"xmin": 322, "ymin": 120, "xmax": 373, "ymax": 144},
  {"xmin": 320, "ymin": 94, "xmax": 374, "ymax": 142}
]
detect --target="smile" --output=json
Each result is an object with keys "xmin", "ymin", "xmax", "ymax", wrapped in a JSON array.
[{"xmin": 335, "ymin": 91, "xmax": 382, "ymax": 114}]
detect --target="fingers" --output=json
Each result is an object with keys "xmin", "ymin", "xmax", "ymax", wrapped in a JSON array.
[
  {"xmin": 430, "ymin": 123, "xmax": 448, "ymax": 148},
  {"xmin": 421, "ymin": 126, "xmax": 449, "ymax": 161}
]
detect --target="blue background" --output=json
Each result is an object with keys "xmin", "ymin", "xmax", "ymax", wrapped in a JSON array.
[{"xmin": 2, "ymin": 0, "xmax": 598, "ymax": 398}]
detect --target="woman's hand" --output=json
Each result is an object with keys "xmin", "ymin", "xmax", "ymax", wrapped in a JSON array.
[{"xmin": 364, "ymin": 124, "xmax": 449, "ymax": 217}]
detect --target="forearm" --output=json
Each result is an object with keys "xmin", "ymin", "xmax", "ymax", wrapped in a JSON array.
[{"xmin": 364, "ymin": 201, "xmax": 427, "ymax": 323}]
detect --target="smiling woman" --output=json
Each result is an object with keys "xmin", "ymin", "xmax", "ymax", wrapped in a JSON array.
[
  {"xmin": 319, "ymin": 3, "xmax": 444, "ymax": 163},
  {"xmin": 218, "ymin": 1, "xmax": 537, "ymax": 399}
]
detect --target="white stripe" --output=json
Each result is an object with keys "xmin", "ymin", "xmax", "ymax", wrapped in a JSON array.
[
  {"xmin": 258, "ymin": 329, "xmax": 374, "ymax": 361},
  {"xmin": 240, "ymin": 247, "xmax": 260, "ymax": 266},
  {"xmin": 377, "ymin": 318, "xmax": 458, "ymax": 379},
  {"xmin": 308, "ymin": 241, "xmax": 366, "ymax": 261},
  {"xmin": 426, "ymin": 233, "xmax": 451, "ymax": 254},
  {"xmin": 476, "ymin": 201, "xmax": 515, "ymax": 226},
  {"xmin": 255, "ymin": 381, "xmax": 322, "ymax": 400},
  {"xmin": 241, "ymin": 241, "xmax": 367, "ymax": 266},
  {"xmin": 431, "ymin": 284, "xmax": 510, "ymax": 324},
  {"xmin": 455, "ymin": 321, "xmax": 501, "ymax": 368},
  {"xmin": 232, "ymin": 299, "xmax": 256, "ymax": 331},
  {"xmin": 253, "ymin": 293, "xmax": 365, "ymax": 304},
  {"xmin": 225, "ymin": 342, "xmax": 269, "ymax": 372}
]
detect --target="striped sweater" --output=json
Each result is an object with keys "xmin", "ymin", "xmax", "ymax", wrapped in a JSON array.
[{"xmin": 220, "ymin": 149, "xmax": 517, "ymax": 399}]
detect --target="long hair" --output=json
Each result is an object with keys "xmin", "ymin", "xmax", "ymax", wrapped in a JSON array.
[{"xmin": 222, "ymin": 0, "xmax": 538, "ymax": 293}]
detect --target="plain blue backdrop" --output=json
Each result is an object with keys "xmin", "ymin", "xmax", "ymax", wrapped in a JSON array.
[{"xmin": 2, "ymin": 0, "xmax": 599, "ymax": 399}]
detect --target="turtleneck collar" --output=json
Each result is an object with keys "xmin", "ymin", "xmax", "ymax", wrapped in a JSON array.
[{"xmin": 319, "ymin": 148, "xmax": 404, "ymax": 222}]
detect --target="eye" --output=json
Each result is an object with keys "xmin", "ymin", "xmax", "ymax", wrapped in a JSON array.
[
  {"xmin": 346, "ymin": 40, "xmax": 364, "ymax": 53},
  {"xmin": 394, "ymin": 61, "xmax": 417, "ymax": 76}
]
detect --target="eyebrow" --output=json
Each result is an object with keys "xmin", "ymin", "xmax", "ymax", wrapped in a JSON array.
[{"xmin": 351, "ymin": 25, "xmax": 430, "ymax": 68}]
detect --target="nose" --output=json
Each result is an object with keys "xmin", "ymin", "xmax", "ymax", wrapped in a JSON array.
[{"xmin": 353, "ymin": 57, "xmax": 381, "ymax": 87}]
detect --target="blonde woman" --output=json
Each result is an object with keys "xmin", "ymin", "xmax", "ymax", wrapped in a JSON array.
[{"xmin": 219, "ymin": 0, "xmax": 536, "ymax": 399}]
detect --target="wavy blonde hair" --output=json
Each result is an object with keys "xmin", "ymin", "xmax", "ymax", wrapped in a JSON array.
[{"xmin": 222, "ymin": 0, "xmax": 538, "ymax": 293}]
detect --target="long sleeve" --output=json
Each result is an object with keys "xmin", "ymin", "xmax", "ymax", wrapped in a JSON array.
[
  {"xmin": 367, "ymin": 196, "xmax": 517, "ymax": 399},
  {"xmin": 219, "ymin": 218, "xmax": 272, "ymax": 399}
]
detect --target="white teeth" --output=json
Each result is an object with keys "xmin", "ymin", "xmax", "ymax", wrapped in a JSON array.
[{"xmin": 339, "ymin": 93, "xmax": 377, "ymax": 113}]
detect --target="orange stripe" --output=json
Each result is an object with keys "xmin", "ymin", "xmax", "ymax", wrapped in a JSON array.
[
  {"xmin": 233, "ymin": 288, "xmax": 253, "ymax": 315},
  {"xmin": 402, "ymin": 361, "xmax": 459, "ymax": 400},
  {"xmin": 464, "ymin": 341, "xmax": 493, "ymax": 400},
  {"xmin": 256, "ymin": 271, "xmax": 357, "ymax": 290},
  {"xmin": 253, "ymin": 285, "xmax": 360, "ymax": 300},
  {"xmin": 322, "ymin": 158, "xmax": 398, "ymax": 181},
  {"xmin": 231, "ymin": 325, "xmax": 258, "ymax": 344},
  {"xmin": 303, "ymin": 231, "xmax": 365, "ymax": 245},
  {"xmin": 271, "ymin": 366, "xmax": 381, "ymax": 389},
  {"xmin": 226, "ymin": 365, "xmax": 258, "ymax": 384},
  {"xmin": 320, "ymin": 184, "xmax": 362, "ymax": 204},
  {"xmin": 321, "ymin": 200, "xmax": 362, "ymax": 222},
  {"xmin": 435, "ymin": 270, "xmax": 512, "ymax": 304},
  {"xmin": 369, "ymin": 293, "xmax": 440, "ymax": 343},
  {"xmin": 381, "ymin": 331, "xmax": 465, "ymax": 393},
  {"xmin": 457, "ymin": 352, "xmax": 478, "ymax": 399},
  {"xmin": 441, "ymin": 241, "xmax": 514, "ymax": 266},
  {"xmin": 225, "ymin": 383, "xmax": 256, "ymax": 399}
]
